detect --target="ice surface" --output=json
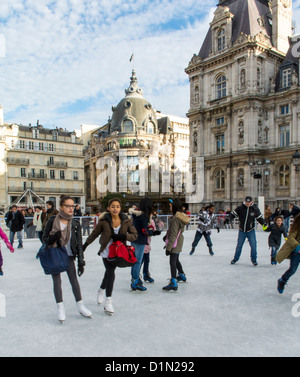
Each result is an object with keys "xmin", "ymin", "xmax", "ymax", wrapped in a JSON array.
[{"xmin": 0, "ymin": 229, "xmax": 299, "ymax": 357}]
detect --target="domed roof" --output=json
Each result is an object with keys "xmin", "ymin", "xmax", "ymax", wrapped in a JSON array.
[{"xmin": 110, "ymin": 70, "xmax": 158, "ymax": 135}]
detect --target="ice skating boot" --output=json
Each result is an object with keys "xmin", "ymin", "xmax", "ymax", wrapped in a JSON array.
[
  {"xmin": 131, "ymin": 278, "xmax": 147, "ymax": 291},
  {"xmin": 76, "ymin": 301, "xmax": 93, "ymax": 318},
  {"xmin": 271, "ymin": 257, "xmax": 277, "ymax": 265},
  {"xmin": 162, "ymin": 278, "xmax": 178, "ymax": 292},
  {"xmin": 0, "ymin": 267, "xmax": 3, "ymax": 276},
  {"xmin": 17, "ymin": 243, "xmax": 23, "ymax": 249},
  {"xmin": 104, "ymin": 297, "xmax": 114, "ymax": 316},
  {"xmin": 57, "ymin": 302, "xmax": 66, "ymax": 324},
  {"xmin": 189, "ymin": 247, "xmax": 195, "ymax": 256},
  {"xmin": 176, "ymin": 272, "xmax": 187, "ymax": 282},
  {"xmin": 97, "ymin": 288, "xmax": 105, "ymax": 305},
  {"xmin": 143, "ymin": 272, "xmax": 155, "ymax": 283},
  {"xmin": 209, "ymin": 247, "xmax": 214, "ymax": 256},
  {"xmin": 277, "ymin": 278, "xmax": 286, "ymax": 294}
]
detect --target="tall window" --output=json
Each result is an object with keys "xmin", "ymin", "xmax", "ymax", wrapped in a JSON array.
[
  {"xmin": 216, "ymin": 75, "xmax": 227, "ymax": 99},
  {"xmin": 278, "ymin": 164, "xmax": 290, "ymax": 187},
  {"xmin": 279, "ymin": 124, "xmax": 290, "ymax": 147},
  {"xmin": 147, "ymin": 121, "xmax": 155, "ymax": 134},
  {"xmin": 217, "ymin": 29, "xmax": 225, "ymax": 51},
  {"xmin": 282, "ymin": 68, "xmax": 291, "ymax": 88},
  {"xmin": 216, "ymin": 134, "xmax": 225, "ymax": 154},
  {"xmin": 123, "ymin": 119, "xmax": 134, "ymax": 133},
  {"xmin": 215, "ymin": 169, "xmax": 225, "ymax": 190}
]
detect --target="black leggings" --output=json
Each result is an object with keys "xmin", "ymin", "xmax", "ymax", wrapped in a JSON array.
[
  {"xmin": 52, "ymin": 257, "xmax": 82, "ymax": 303},
  {"xmin": 100, "ymin": 258, "xmax": 117, "ymax": 297},
  {"xmin": 169, "ymin": 253, "xmax": 184, "ymax": 278}
]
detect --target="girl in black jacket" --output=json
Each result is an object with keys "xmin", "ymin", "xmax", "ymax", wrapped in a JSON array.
[
  {"xmin": 263, "ymin": 216, "xmax": 287, "ymax": 265},
  {"xmin": 43, "ymin": 195, "xmax": 92, "ymax": 323}
]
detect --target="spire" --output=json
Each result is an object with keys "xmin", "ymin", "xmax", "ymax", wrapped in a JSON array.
[{"xmin": 125, "ymin": 69, "xmax": 143, "ymax": 98}]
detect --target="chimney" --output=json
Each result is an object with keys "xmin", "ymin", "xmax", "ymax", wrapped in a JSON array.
[{"xmin": 271, "ymin": 0, "xmax": 292, "ymax": 54}]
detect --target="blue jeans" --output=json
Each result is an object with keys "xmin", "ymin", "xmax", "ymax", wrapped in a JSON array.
[
  {"xmin": 9, "ymin": 231, "xmax": 23, "ymax": 246},
  {"xmin": 282, "ymin": 251, "xmax": 300, "ymax": 282},
  {"xmin": 271, "ymin": 246, "xmax": 278, "ymax": 259},
  {"xmin": 192, "ymin": 231, "xmax": 212, "ymax": 249},
  {"xmin": 234, "ymin": 230, "xmax": 257, "ymax": 262},
  {"xmin": 131, "ymin": 243, "xmax": 145, "ymax": 280}
]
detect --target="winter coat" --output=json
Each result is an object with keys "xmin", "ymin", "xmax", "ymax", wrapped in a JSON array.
[
  {"xmin": 129, "ymin": 209, "xmax": 152, "ymax": 245},
  {"xmin": 6, "ymin": 211, "xmax": 25, "ymax": 232},
  {"xmin": 276, "ymin": 228, "xmax": 300, "ymax": 264},
  {"xmin": 0, "ymin": 227, "xmax": 13, "ymax": 254},
  {"xmin": 144, "ymin": 218, "xmax": 156, "ymax": 254},
  {"xmin": 264, "ymin": 223, "xmax": 287, "ymax": 249},
  {"xmin": 165, "ymin": 211, "xmax": 190, "ymax": 254},
  {"xmin": 228, "ymin": 203, "xmax": 265, "ymax": 232},
  {"xmin": 85, "ymin": 212, "xmax": 138, "ymax": 256},
  {"xmin": 42, "ymin": 208, "xmax": 59, "ymax": 230},
  {"xmin": 196, "ymin": 210, "xmax": 218, "ymax": 234},
  {"xmin": 33, "ymin": 212, "xmax": 43, "ymax": 232},
  {"xmin": 42, "ymin": 215, "xmax": 84, "ymax": 267}
]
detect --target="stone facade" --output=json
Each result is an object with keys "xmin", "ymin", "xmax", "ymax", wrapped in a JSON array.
[{"xmin": 185, "ymin": 0, "xmax": 300, "ymax": 212}]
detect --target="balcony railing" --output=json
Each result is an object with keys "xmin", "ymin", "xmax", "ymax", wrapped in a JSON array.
[
  {"xmin": 7, "ymin": 158, "xmax": 30, "ymax": 165},
  {"xmin": 28, "ymin": 173, "xmax": 47, "ymax": 180},
  {"xmin": 47, "ymin": 161, "xmax": 68, "ymax": 168}
]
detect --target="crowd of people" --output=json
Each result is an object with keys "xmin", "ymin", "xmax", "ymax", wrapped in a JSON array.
[{"xmin": 0, "ymin": 196, "xmax": 299, "ymax": 323}]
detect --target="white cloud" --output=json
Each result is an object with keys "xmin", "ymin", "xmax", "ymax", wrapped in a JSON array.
[{"xmin": 1, "ymin": 0, "xmax": 299, "ymax": 131}]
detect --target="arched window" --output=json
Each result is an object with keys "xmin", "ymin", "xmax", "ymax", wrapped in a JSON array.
[
  {"xmin": 216, "ymin": 75, "xmax": 227, "ymax": 99},
  {"xmin": 147, "ymin": 121, "xmax": 155, "ymax": 134},
  {"xmin": 214, "ymin": 169, "xmax": 225, "ymax": 190},
  {"xmin": 123, "ymin": 119, "xmax": 134, "ymax": 133},
  {"xmin": 278, "ymin": 164, "xmax": 290, "ymax": 187},
  {"xmin": 217, "ymin": 29, "xmax": 225, "ymax": 51}
]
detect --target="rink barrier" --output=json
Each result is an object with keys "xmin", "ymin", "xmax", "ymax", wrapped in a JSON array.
[{"xmin": 0, "ymin": 214, "xmax": 293, "ymax": 241}]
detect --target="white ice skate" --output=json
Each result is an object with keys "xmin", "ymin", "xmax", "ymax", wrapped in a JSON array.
[
  {"xmin": 76, "ymin": 301, "xmax": 93, "ymax": 318},
  {"xmin": 97, "ymin": 288, "xmax": 105, "ymax": 305},
  {"xmin": 57, "ymin": 302, "xmax": 66, "ymax": 324},
  {"xmin": 104, "ymin": 297, "xmax": 114, "ymax": 316}
]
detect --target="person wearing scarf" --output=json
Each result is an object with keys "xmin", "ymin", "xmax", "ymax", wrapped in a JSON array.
[{"xmin": 43, "ymin": 196, "xmax": 92, "ymax": 323}]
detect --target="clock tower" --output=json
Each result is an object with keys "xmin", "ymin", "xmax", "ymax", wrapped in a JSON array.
[{"xmin": 271, "ymin": 0, "xmax": 292, "ymax": 54}]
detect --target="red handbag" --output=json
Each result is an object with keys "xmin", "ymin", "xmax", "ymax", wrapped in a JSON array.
[{"xmin": 108, "ymin": 241, "xmax": 137, "ymax": 268}]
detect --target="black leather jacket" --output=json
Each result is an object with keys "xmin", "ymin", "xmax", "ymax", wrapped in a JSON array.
[
  {"xmin": 228, "ymin": 203, "xmax": 265, "ymax": 232},
  {"xmin": 42, "ymin": 215, "xmax": 84, "ymax": 267}
]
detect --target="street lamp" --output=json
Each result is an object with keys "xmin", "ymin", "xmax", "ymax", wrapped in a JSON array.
[{"xmin": 292, "ymin": 150, "xmax": 300, "ymax": 172}]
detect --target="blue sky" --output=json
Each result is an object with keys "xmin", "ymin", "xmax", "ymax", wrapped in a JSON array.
[{"xmin": 0, "ymin": 0, "xmax": 300, "ymax": 132}]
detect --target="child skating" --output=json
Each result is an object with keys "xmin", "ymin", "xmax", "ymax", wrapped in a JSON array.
[
  {"xmin": 263, "ymin": 216, "xmax": 287, "ymax": 265},
  {"xmin": 0, "ymin": 226, "xmax": 14, "ymax": 276}
]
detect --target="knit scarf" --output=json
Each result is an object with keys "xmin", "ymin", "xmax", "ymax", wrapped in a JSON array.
[{"xmin": 50, "ymin": 210, "xmax": 73, "ymax": 247}]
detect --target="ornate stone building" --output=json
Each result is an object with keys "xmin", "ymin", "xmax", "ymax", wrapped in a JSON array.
[
  {"xmin": 84, "ymin": 70, "xmax": 190, "ymax": 212},
  {"xmin": 0, "ymin": 114, "xmax": 85, "ymax": 211},
  {"xmin": 185, "ymin": 0, "xmax": 300, "ymax": 212}
]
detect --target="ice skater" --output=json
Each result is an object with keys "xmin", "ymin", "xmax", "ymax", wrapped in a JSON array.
[
  {"xmin": 225, "ymin": 196, "xmax": 266, "ymax": 266},
  {"xmin": 163, "ymin": 198, "xmax": 190, "ymax": 292},
  {"xmin": 276, "ymin": 214, "xmax": 300, "ymax": 294},
  {"xmin": 83, "ymin": 198, "xmax": 137, "ymax": 315},
  {"xmin": 0, "ymin": 226, "xmax": 14, "ymax": 276},
  {"xmin": 263, "ymin": 215, "xmax": 287, "ymax": 265},
  {"xmin": 189, "ymin": 204, "xmax": 219, "ymax": 256},
  {"xmin": 43, "ymin": 195, "xmax": 92, "ymax": 323}
]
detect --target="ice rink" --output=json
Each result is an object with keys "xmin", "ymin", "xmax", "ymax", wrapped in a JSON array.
[{"xmin": 0, "ymin": 229, "xmax": 299, "ymax": 357}]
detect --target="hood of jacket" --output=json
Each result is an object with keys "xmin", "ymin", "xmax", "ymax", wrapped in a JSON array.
[{"xmin": 175, "ymin": 211, "xmax": 190, "ymax": 225}]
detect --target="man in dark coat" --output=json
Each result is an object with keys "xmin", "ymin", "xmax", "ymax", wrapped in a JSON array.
[
  {"xmin": 6, "ymin": 205, "xmax": 25, "ymax": 248},
  {"xmin": 225, "ymin": 196, "xmax": 266, "ymax": 266}
]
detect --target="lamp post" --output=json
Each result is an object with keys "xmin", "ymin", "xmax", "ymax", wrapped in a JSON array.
[
  {"xmin": 248, "ymin": 159, "xmax": 271, "ymax": 199},
  {"xmin": 292, "ymin": 150, "xmax": 300, "ymax": 172}
]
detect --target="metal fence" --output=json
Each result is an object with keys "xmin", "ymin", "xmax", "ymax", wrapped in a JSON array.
[{"xmin": 0, "ymin": 214, "xmax": 293, "ymax": 241}]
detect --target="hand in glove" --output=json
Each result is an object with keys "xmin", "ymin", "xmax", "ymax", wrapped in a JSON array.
[
  {"xmin": 78, "ymin": 261, "xmax": 85, "ymax": 277},
  {"xmin": 82, "ymin": 243, "xmax": 88, "ymax": 252},
  {"xmin": 6, "ymin": 243, "xmax": 14, "ymax": 253},
  {"xmin": 112, "ymin": 233, "xmax": 127, "ymax": 242},
  {"xmin": 262, "ymin": 224, "xmax": 268, "ymax": 231},
  {"xmin": 48, "ymin": 230, "xmax": 62, "ymax": 245}
]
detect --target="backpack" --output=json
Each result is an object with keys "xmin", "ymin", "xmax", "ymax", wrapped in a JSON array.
[{"xmin": 107, "ymin": 241, "xmax": 137, "ymax": 268}]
